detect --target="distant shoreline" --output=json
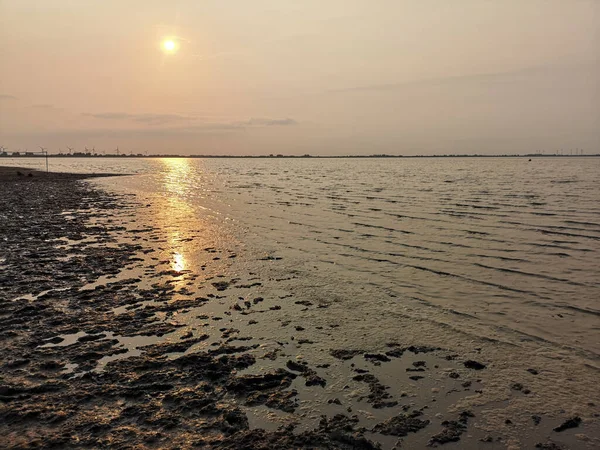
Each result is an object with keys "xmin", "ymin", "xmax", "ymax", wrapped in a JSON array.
[
  {"xmin": 1, "ymin": 153, "xmax": 599, "ymax": 159},
  {"xmin": 0, "ymin": 166, "xmax": 128, "ymax": 182}
]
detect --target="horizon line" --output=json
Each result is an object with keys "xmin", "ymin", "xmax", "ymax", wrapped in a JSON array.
[{"xmin": 1, "ymin": 153, "xmax": 599, "ymax": 159}]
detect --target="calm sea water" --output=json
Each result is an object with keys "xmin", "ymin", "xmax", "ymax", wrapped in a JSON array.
[{"xmin": 5, "ymin": 157, "xmax": 600, "ymax": 362}]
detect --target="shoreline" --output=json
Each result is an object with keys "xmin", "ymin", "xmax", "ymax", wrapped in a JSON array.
[
  {"xmin": 0, "ymin": 168, "xmax": 597, "ymax": 449},
  {"xmin": 0, "ymin": 166, "xmax": 128, "ymax": 182},
  {"xmin": 2, "ymin": 154, "xmax": 599, "ymax": 159}
]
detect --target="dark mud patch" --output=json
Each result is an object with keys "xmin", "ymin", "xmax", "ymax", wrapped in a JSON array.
[{"xmin": 372, "ymin": 410, "xmax": 430, "ymax": 436}]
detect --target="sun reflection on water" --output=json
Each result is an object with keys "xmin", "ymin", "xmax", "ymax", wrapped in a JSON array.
[
  {"xmin": 164, "ymin": 198, "xmax": 193, "ymax": 273},
  {"xmin": 162, "ymin": 158, "xmax": 193, "ymax": 197},
  {"xmin": 153, "ymin": 158, "xmax": 228, "ymax": 282},
  {"xmin": 172, "ymin": 252, "xmax": 186, "ymax": 273},
  {"xmin": 159, "ymin": 159, "xmax": 195, "ymax": 276}
]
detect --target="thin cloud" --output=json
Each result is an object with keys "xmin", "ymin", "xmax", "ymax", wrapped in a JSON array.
[
  {"xmin": 83, "ymin": 112, "xmax": 132, "ymax": 120},
  {"xmin": 175, "ymin": 118, "xmax": 298, "ymax": 132},
  {"xmin": 32, "ymin": 104, "xmax": 56, "ymax": 109},
  {"xmin": 238, "ymin": 118, "xmax": 298, "ymax": 126},
  {"xmin": 83, "ymin": 112, "xmax": 194, "ymax": 125},
  {"xmin": 170, "ymin": 36, "xmax": 190, "ymax": 44},
  {"xmin": 83, "ymin": 112, "xmax": 298, "ymax": 129},
  {"xmin": 133, "ymin": 114, "xmax": 194, "ymax": 125},
  {"xmin": 327, "ymin": 62, "xmax": 600, "ymax": 94},
  {"xmin": 191, "ymin": 50, "xmax": 244, "ymax": 61},
  {"xmin": 0, "ymin": 94, "xmax": 18, "ymax": 100},
  {"xmin": 326, "ymin": 71, "xmax": 527, "ymax": 94}
]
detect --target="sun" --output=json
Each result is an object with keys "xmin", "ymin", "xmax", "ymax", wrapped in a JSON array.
[{"xmin": 162, "ymin": 39, "xmax": 177, "ymax": 53}]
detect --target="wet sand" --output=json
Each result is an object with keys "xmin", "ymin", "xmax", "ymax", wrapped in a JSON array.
[
  {"xmin": 0, "ymin": 166, "xmax": 125, "ymax": 182},
  {"xmin": 0, "ymin": 166, "xmax": 598, "ymax": 449}
]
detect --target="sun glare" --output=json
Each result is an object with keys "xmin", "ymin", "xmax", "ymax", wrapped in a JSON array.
[{"xmin": 162, "ymin": 39, "xmax": 177, "ymax": 53}]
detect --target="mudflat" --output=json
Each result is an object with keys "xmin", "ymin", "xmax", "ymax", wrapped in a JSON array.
[
  {"xmin": 0, "ymin": 166, "xmax": 597, "ymax": 449},
  {"xmin": 0, "ymin": 166, "xmax": 123, "ymax": 182}
]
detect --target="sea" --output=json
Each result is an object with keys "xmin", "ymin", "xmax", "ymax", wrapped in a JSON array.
[
  {"xmin": 4, "ymin": 156, "xmax": 600, "ymax": 442},
  {"xmin": 5, "ymin": 156, "xmax": 599, "ymax": 357}
]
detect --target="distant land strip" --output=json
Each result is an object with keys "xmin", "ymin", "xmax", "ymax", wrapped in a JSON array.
[{"xmin": 1, "ymin": 153, "xmax": 599, "ymax": 159}]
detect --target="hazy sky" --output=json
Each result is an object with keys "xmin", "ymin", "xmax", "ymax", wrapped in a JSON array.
[{"xmin": 1, "ymin": 1, "xmax": 598, "ymax": 155}]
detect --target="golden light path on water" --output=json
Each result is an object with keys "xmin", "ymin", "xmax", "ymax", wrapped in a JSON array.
[
  {"xmin": 160, "ymin": 158, "xmax": 194, "ymax": 275},
  {"xmin": 153, "ymin": 157, "xmax": 231, "ymax": 284},
  {"xmin": 162, "ymin": 157, "xmax": 192, "ymax": 196},
  {"xmin": 171, "ymin": 252, "xmax": 185, "ymax": 273}
]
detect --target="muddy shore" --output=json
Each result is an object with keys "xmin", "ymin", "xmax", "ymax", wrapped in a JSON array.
[
  {"xmin": 0, "ymin": 167, "xmax": 597, "ymax": 449},
  {"xmin": 0, "ymin": 166, "xmax": 126, "ymax": 182}
]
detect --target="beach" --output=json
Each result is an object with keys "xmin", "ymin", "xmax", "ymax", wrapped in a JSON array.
[{"xmin": 1, "ymin": 161, "xmax": 599, "ymax": 449}]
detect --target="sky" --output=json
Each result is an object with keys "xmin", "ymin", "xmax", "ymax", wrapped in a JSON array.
[{"xmin": 0, "ymin": 0, "xmax": 598, "ymax": 155}]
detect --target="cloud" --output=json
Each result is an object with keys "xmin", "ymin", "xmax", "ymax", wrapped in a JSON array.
[
  {"xmin": 172, "ymin": 118, "xmax": 298, "ymax": 132},
  {"xmin": 134, "ymin": 114, "xmax": 195, "ymax": 125},
  {"xmin": 327, "ymin": 61, "xmax": 600, "ymax": 94},
  {"xmin": 32, "ymin": 104, "xmax": 55, "ymax": 109},
  {"xmin": 83, "ymin": 112, "xmax": 298, "ymax": 129},
  {"xmin": 191, "ymin": 50, "xmax": 244, "ymax": 61},
  {"xmin": 83, "ymin": 112, "xmax": 131, "ymax": 120},
  {"xmin": 326, "ymin": 70, "xmax": 531, "ymax": 94},
  {"xmin": 2, "ymin": 117, "xmax": 300, "ymax": 145},
  {"xmin": 237, "ymin": 117, "xmax": 298, "ymax": 126},
  {"xmin": 83, "ymin": 112, "xmax": 196, "ymax": 125},
  {"xmin": 0, "ymin": 94, "xmax": 17, "ymax": 100}
]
